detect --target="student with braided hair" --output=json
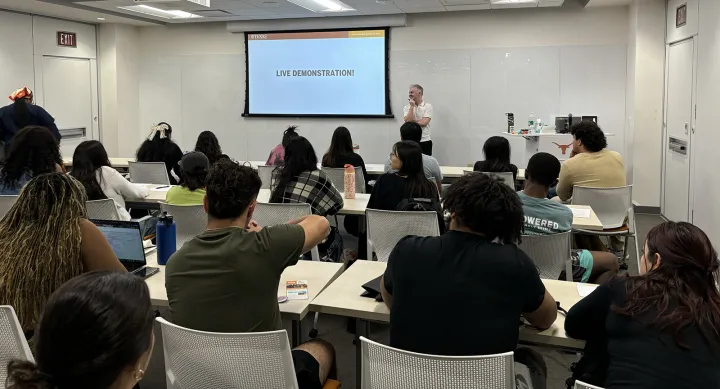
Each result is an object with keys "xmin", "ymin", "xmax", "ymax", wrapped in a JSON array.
[
  {"xmin": 380, "ymin": 173, "xmax": 557, "ymax": 389},
  {"xmin": 0, "ymin": 173, "xmax": 125, "ymax": 337}
]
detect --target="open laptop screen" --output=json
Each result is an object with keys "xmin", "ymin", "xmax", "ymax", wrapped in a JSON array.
[{"xmin": 90, "ymin": 219, "xmax": 146, "ymax": 268}]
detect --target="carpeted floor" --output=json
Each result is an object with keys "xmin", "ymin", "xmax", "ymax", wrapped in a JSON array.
[{"xmin": 140, "ymin": 213, "xmax": 666, "ymax": 389}]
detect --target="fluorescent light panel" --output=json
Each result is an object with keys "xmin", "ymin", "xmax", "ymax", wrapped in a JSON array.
[
  {"xmin": 285, "ymin": 0, "xmax": 355, "ymax": 13},
  {"xmin": 118, "ymin": 5, "xmax": 204, "ymax": 19}
]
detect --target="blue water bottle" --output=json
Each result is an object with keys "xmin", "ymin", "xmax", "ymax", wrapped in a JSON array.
[{"xmin": 156, "ymin": 211, "xmax": 176, "ymax": 265}]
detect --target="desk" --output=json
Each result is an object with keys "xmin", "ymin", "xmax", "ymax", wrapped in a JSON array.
[
  {"xmin": 144, "ymin": 252, "xmax": 344, "ymax": 345},
  {"xmin": 566, "ymin": 205, "xmax": 603, "ymax": 231},
  {"xmin": 63, "ymin": 157, "xmax": 132, "ymax": 168},
  {"xmin": 310, "ymin": 260, "xmax": 596, "ymax": 387}
]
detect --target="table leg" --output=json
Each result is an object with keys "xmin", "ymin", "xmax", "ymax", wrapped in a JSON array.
[
  {"xmin": 355, "ymin": 319, "xmax": 369, "ymax": 389},
  {"xmin": 291, "ymin": 319, "xmax": 302, "ymax": 347}
]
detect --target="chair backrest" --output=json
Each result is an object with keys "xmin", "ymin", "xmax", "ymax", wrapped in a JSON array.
[
  {"xmin": 156, "ymin": 317, "xmax": 299, "ymax": 389},
  {"xmin": 160, "ymin": 204, "xmax": 208, "ymax": 249},
  {"xmin": 0, "ymin": 195, "xmax": 19, "ymax": 219},
  {"xmin": 571, "ymin": 186, "xmax": 632, "ymax": 229},
  {"xmin": 0, "ymin": 306, "xmax": 35, "ymax": 385},
  {"xmin": 86, "ymin": 199, "xmax": 120, "ymax": 221},
  {"xmin": 366, "ymin": 209, "xmax": 440, "ymax": 262},
  {"xmin": 129, "ymin": 161, "xmax": 170, "ymax": 185},
  {"xmin": 253, "ymin": 203, "xmax": 319, "ymax": 261},
  {"xmin": 464, "ymin": 171, "xmax": 514, "ymax": 188},
  {"xmin": 517, "ymin": 231, "xmax": 573, "ymax": 281},
  {"xmin": 321, "ymin": 167, "xmax": 366, "ymax": 194},
  {"xmin": 360, "ymin": 336, "xmax": 514, "ymax": 389},
  {"xmin": 575, "ymin": 381, "xmax": 605, "ymax": 389},
  {"xmin": 257, "ymin": 166, "xmax": 275, "ymax": 190}
]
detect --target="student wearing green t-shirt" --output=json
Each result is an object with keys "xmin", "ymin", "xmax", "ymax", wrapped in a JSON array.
[
  {"xmin": 519, "ymin": 152, "xmax": 618, "ymax": 284},
  {"xmin": 166, "ymin": 151, "xmax": 208, "ymax": 205},
  {"xmin": 165, "ymin": 159, "xmax": 336, "ymax": 389}
]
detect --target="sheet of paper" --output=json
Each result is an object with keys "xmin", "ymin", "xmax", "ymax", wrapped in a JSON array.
[
  {"xmin": 577, "ymin": 283, "xmax": 598, "ymax": 297},
  {"xmin": 571, "ymin": 208, "xmax": 591, "ymax": 219},
  {"xmin": 286, "ymin": 280, "xmax": 309, "ymax": 300}
]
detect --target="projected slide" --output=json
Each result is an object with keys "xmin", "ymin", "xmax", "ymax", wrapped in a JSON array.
[{"xmin": 245, "ymin": 29, "xmax": 389, "ymax": 117}]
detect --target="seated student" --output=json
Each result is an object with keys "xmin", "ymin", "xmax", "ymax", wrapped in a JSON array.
[
  {"xmin": 194, "ymin": 130, "xmax": 228, "ymax": 165},
  {"xmin": 474, "ymin": 136, "xmax": 519, "ymax": 181},
  {"xmin": 270, "ymin": 136, "xmax": 343, "ymax": 217},
  {"xmin": 7, "ymin": 271, "xmax": 154, "ymax": 389},
  {"xmin": 370, "ymin": 141, "xmax": 439, "ymax": 212},
  {"xmin": 136, "ymin": 122, "xmax": 183, "ymax": 185},
  {"xmin": 0, "ymin": 126, "xmax": 64, "ymax": 195},
  {"xmin": 384, "ymin": 122, "xmax": 443, "ymax": 193},
  {"xmin": 0, "ymin": 173, "xmax": 125, "ymax": 334},
  {"xmin": 519, "ymin": 152, "xmax": 618, "ymax": 284},
  {"xmin": 381, "ymin": 173, "xmax": 557, "ymax": 389},
  {"xmin": 70, "ymin": 140, "xmax": 149, "ymax": 220},
  {"xmin": 166, "ymin": 159, "xmax": 336, "ymax": 389},
  {"xmin": 556, "ymin": 121, "xmax": 626, "ymax": 201},
  {"xmin": 166, "ymin": 151, "xmax": 209, "ymax": 205},
  {"xmin": 321, "ymin": 126, "xmax": 369, "ymax": 191},
  {"xmin": 266, "ymin": 125, "xmax": 299, "ymax": 166},
  {"xmin": 565, "ymin": 221, "xmax": 720, "ymax": 389}
]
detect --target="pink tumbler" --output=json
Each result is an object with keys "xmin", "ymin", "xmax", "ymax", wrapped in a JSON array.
[{"xmin": 344, "ymin": 164, "xmax": 356, "ymax": 199}]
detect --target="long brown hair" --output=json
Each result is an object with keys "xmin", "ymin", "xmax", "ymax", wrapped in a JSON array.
[
  {"xmin": 614, "ymin": 221, "xmax": 720, "ymax": 346},
  {"xmin": 0, "ymin": 173, "xmax": 88, "ymax": 331}
]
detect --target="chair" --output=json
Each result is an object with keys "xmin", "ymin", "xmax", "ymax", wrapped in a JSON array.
[
  {"xmin": 160, "ymin": 204, "xmax": 207, "ymax": 250},
  {"xmin": 571, "ymin": 185, "xmax": 638, "ymax": 267},
  {"xmin": 517, "ymin": 231, "xmax": 573, "ymax": 281},
  {"xmin": 0, "ymin": 195, "xmax": 19, "ymax": 219},
  {"xmin": 157, "ymin": 318, "xmax": 298, "ymax": 389},
  {"xmin": 86, "ymin": 199, "xmax": 120, "ymax": 220},
  {"xmin": 575, "ymin": 381, "xmax": 605, "ymax": 389},
  {"xmin": 128, "ymin": 161, "xmax": 170, "ymax": 185},
  {"xmin": 321, "ymin": 167, "xmax": 366, "ymax": 194},
  {"xmin": 252, "ymin": 202, "xmax": 320, "ymax": 262},
  {"xmin": 360, "ymin": 336, "xmax": 514, "ymax": 389},
  {"xmin": 0, "ymin": 306, "xmax": 34, "ymax": 385},
  {"xmin": 257, "ymin": 165, "xmax": 276, "ymax": 190},
  {"xmin": 366, "ymin": 209, "xmax": 440, "ymax": 262},
  {"xmin": 464, "ymin": 170, "xmax": 515, "ymax": 188}
]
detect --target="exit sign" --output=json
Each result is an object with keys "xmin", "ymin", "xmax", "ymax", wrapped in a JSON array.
[{"xmin": 57, "ymin": 31, "xmax": 77, "ymax": 47}]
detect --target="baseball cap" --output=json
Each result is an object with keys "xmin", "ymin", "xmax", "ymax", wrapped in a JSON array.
[{"xmin": 180, "ymin": 151, "xmax": 209, "ymax": 174}]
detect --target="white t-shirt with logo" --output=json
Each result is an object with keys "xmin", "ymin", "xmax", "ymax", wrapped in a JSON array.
[{"xmin": 403, "ymin": 101, "xmax": 433, "ymax": 142}]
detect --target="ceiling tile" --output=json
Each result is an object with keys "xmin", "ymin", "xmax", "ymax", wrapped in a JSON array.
[{"xmin": 445, "ymin": 4, "xmax": 490, "ymax": 10}]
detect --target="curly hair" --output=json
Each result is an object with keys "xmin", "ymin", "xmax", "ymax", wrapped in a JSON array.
[
  {"xmin": 571, "ymin": 121, "xmax": 607, "ymax": 152},
  {"xmin": 206, "ymin": 159, "xmax": 262, "ymax": 219},
  {"xmin": 0, "ymin": 126, "xmax": 62, "ymax": 189},
  {"xmin": 443, "ymin": 173, "xmax": 524, "ymax": 244},
  {"xmin": 194, "ymin": 131, "xmax": 224, "ymax": 165}
]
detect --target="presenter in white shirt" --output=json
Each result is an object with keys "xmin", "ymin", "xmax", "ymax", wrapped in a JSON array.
[{"xmin": 403, "ymin": 84, "xmax": 434, "ymax": 156}]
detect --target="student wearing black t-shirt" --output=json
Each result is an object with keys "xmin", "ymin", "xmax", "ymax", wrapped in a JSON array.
[
  {"xmin": 474, "ymin": 136, "xmax": 519, "ymax": 181},
  {"xmin": 565, "ymin": 221, "xmax": 720, "ymax": 389},
  {"xmin": 380, "ymin": 173, "xmax": 557, "ymax": 388},
  {"xmin": 321, "ymin": 126, "xmax": 369, "ymax": 192}
]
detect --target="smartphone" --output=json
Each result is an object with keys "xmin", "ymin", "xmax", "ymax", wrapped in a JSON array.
[{"xmin": 133, "ymin": 266, "xmax": 160, "ymax": 279}]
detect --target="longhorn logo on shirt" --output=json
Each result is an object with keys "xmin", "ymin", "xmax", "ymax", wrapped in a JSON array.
[{"xmin": 553, "ymin": 142, "xmax": 573, "ymax": 155}]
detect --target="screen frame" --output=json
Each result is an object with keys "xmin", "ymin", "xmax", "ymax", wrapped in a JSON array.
[{"xmin": 242, "ymin": 27, "xmax": 394, "ymax": 119}]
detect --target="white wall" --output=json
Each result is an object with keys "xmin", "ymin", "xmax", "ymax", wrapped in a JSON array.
[
  {"xmin": 110, "ymin": 7, "xmax": 629, "ymax": 166},
  {"xmin": 625, "ymin": 0, "xmax": 665, "ymax": 207},
  {"xmin": 692, "ymin": 0, "xmax": 720, "ymax": 243},
  {"xmin": 0, "ymin": 11, "xmax": 34, "ymax": 103}
]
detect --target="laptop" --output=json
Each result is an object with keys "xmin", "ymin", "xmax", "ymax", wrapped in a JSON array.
[{"xmin": 91, "ymin": 219, "xmax": 159, "ymax": 279}]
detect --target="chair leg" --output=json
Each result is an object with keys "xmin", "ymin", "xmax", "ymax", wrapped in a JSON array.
[{"xmin": 309, "ymin": 312, "xmax": 319, "ymax": 338}]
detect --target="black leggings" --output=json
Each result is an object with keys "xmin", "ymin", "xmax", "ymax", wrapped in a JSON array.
[{"xmin": 419, "ymin": 140, "xmax": 433, "ymax": 156}]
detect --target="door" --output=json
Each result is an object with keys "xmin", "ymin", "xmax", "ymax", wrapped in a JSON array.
[
  {"xmin": 38, "ymin": 56, "xmax": 95, "ymax": 157},
  {"xmin": 662, "ymin": 38, "xmax": 695, "ymax": 222}
]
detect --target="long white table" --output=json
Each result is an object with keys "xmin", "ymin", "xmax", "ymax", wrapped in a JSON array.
[
  {"xmin": 131, "ymin": 186, "xmax": 601, "ymax": 230},
  {"xmin": 310, "ymin": 260, "xmax": 596, "ymax": 387},
  {"xmin": 144, "ymin": 252, "xmax": 344, "ymax": 345}
]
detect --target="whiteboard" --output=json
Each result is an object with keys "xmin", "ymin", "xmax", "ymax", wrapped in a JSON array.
[{"xmin": 136, "ymin": 44, "xmax": 626, "ymax": 166}]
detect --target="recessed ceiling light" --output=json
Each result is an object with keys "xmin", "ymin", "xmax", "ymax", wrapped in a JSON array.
[
  {"xmin": 118, "ymin": 5, "xmax": 203, "ymax": 19},
  {"xmin": 286, "ymin": 0, "xmax": 354, "ymax": 13},
  {"xmin": 376, "ymin": 0, "xmax": 393, "ymax": 3},
  {"xmin": 97, "ymin": 17, "xmax": 106, "ymax": 20}
]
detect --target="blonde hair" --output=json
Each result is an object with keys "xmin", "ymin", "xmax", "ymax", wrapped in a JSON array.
[{"xmin": 0, "ymin": 173, "xmax": 88, "ymax": 330}]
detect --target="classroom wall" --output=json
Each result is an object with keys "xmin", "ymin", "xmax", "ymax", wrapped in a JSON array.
[
  {"xmin": 109, "ymin": 7, "xmax": 629, "ymax": 168},
  {"xmin": 0, "ymin": 11, "xmax": 35, "ymax": 101},
  {"xmin": 625, "ymin": 0, "xmax": 665, "ymax": 208}
]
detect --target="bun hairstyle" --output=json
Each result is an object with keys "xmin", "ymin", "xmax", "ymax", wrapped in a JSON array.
[
  {"xmin": 6, "ymin": 271, "xmax": 155, "ymax": 389},
  {"xmin": 281, "ymin": 125, "xmax": 299, "ymax": 148}
]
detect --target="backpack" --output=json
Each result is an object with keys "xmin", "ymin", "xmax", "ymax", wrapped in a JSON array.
[{"xmin": 395, "ymin": 197, "xmax": 446, "ymax": 233}]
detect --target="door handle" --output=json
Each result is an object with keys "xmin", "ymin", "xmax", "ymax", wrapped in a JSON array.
[{"xmin": 685, "ymin": 122, "xmax": 689, "ymax": 134}]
